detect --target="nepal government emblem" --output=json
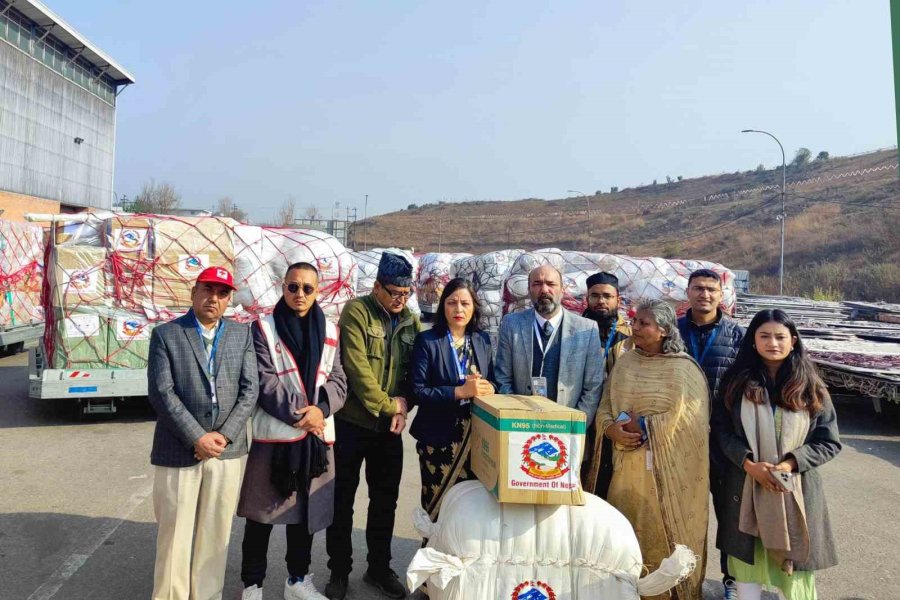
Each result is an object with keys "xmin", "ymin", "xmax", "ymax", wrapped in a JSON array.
[
  {"xmin": 121, "ymin": 319, "xmax": 144, "ymax": 337},
  {"xmin": 520, "ymin": 434, "xmax": 569, "ymax": 480},
  {"xmin": 184, "ymin": 256, "xmax": 205, "ymax": 273},
  {"xmin": 120, "ymin": 229, "xmax": 142, "ymax": 249},
  {"xmin": 512, "ymin": 580, "xmax": 557, "ymax": 600}
]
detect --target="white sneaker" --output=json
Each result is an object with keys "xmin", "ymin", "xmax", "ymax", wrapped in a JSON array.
[
  {"xmin": 242, "ymin": 585, "xmax": 263, "ymax": 600},
  {"xmin": 284, "ymin": 575, "xmax": 328, "ymax": 600},
  {"xmin": 723, "ymin": 580, "xmax": 738, "ymax": 600}
]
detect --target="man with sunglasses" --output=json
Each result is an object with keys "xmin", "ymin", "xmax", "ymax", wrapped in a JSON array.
[
  {"xmin": 325, "ymin": 252, "xmax": 421, "ymax": 600},
  {"xmin": 237, "ymin": 262, "xmax": 348, "ymax": 600}
]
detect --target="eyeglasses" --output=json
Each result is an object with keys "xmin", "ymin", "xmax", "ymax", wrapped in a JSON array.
[
  {"xmin": 383, "ymin": 287, "xmax": 411, "ymax": 300},
  {"xmin": 589, "ymin": 293, "xmax": 618, "ymax": 301},
  {"xmin": 690, "ymin": 285, "xmax": 721, "ymax": 294},
  {"xmin": 285, "ymin": 282, "xmax": 316, "ymax": 295}
]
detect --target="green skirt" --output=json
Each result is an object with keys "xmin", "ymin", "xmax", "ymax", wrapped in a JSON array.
[{"xmin": 729, "ymin": 539, "xmax": 816, "ymax": 600}]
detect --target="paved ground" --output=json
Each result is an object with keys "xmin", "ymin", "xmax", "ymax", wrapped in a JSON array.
[{"xmin": 1, "ymin": 349, "xmax": 897, "ymax": 599}]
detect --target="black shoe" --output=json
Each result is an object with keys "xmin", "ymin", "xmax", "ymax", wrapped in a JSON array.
[
  {"xmin": 363, "ymin": 569, "xmax": 408, "ymax": 599},
  {"xmin": 324, "ymin": 575, "xmax": 348, "ymax": 600}
]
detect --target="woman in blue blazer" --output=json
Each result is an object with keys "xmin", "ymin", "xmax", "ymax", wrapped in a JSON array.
[{"xmin": 410, "ymin": 278, "xmax": 495, "ymax": 519}]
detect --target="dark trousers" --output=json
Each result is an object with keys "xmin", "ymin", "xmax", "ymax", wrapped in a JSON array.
[
  {"xmin": 326, "ymin": 418, "xmax": 403, "ymax": 578},
  {"xmin": 241, "ymin": 519, "xmax": 314, "ymax": 588},
  {"xmin": 710, "ymin": 460, "xmax": 733, "ymax": 581}
]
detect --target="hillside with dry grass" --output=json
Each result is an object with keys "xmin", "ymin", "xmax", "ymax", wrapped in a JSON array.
[{"xmin": 350, "ymin": 148, "xmax": 900, "ymax": 302}]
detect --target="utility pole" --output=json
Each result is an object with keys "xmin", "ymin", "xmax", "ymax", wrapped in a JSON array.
[
  {"xmin": 363, "ymin": 194, "xmax": 368, "ymax": 251},
  {"xmin": 437, "ymin": 206, "xmax": 443, "ymax": 253},
  {"xmin": 568, "ymin": 190, "xmax": 592, "ymax": 253},
  {"xmin": 742, "ymin": 130, "xmax": 787, "ymax": 295}
]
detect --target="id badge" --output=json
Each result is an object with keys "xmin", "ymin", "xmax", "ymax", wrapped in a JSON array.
[{"xmin": 531, "ymin": 376, "xmax": 549, "ymax": 398}]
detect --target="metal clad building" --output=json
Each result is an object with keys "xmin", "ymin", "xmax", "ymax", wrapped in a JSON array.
[{"xmin": 0, "ymin": 0, "xmax": 133, "ymax": 218}]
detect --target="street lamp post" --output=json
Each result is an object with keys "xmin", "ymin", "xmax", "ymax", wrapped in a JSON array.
[
  {"xmin": 741, "ymin": 129, "xmax": 787, "ymax": 296},
  {"xmin": 567, "ymin": 190, "xmax": 592, "ymax": 253}
]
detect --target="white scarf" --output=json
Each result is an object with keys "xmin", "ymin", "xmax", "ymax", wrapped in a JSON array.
[
  {"xmin": 739, "ymin": 388, "xmax": 811, "ymax": 570},
  {"xmin": 252, "ymin": 314, "xmax": 338, "ymax": 443}
]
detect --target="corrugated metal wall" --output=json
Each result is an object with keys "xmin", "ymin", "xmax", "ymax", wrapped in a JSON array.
[{"xmin": 0, "ymin": 41, "xmax": 115, "ymax": 209}]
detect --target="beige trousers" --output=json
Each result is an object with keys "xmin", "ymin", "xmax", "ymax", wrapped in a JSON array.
[{"xmin": 151, "ymin": 457, "xmax": 243, "ymax": 600}]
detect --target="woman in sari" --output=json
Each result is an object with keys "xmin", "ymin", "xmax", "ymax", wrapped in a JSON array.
[
  {"xmin": 714, "ymin": 309, "xmax": 840, "ymax": 600},
  {"xmin": 584, "ymin": 298, "xmax": 709, "ymax": 600},
  {"xmin": 410, "ymin": 278, "xmax": 495, "ymax": 519}
]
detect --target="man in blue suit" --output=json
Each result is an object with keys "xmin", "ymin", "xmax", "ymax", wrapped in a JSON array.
[{"xmin": 495, "ymin": 265, "xmax": 604, "ymax": 423}]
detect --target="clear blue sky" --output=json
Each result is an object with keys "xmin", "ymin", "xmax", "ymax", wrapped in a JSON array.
[{"xmin": 53, "ymin": 0, "xmax": 896, "ymax": 223}]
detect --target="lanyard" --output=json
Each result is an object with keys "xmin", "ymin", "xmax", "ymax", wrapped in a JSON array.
[
  {"xmin": 602, "ymin": 320, "xmax": 618, "ymax": 360},
  {"xmin": 446, "ymin": 331, "xmax": 470, "ymax": 384},
  {"xmin": 689, "ymin": 325, "xmax": 719, "ymax": 365},
  {"xmin": 533, "ymin": 316, "xmax": 561, "ymax": 377},
  {"xmin": 193, "ymin": 315, "xmax": 224, "ymax": 378}
]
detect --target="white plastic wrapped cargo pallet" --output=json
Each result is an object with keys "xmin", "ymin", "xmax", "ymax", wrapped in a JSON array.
[
  {"xmin": 502, "ymin": 249, "xmax": 737, "ymax": 317},
  {"xmin": 417, "ymin": 252, "xmax": 472, "ymax": 313},
  {"xmin": 233, "ymin": 225, "xmax": 357, "ymax": 323},
  {"xmin": 407, "ymin": 481, "xmax": 696, "ymax": 600},
  {"xmin": 351, "ymin": 248, "xmax": 420, "ymax": 316},
  {"xmin": 0, "ymin": 219, "xmax": 44, "ymax": 349},
  {"xmin": 449, "ymin": 250, "xmax": 523, "ymax": 338}
]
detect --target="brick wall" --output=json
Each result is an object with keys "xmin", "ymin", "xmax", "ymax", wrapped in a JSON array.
[{"xmin": 0, "ymin": 190, "xmax": 61, "ymax": 222}]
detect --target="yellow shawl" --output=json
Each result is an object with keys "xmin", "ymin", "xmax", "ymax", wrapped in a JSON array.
[{"xmin": 585, "ymin": 349, "xmax": 710, "ymax": 600}]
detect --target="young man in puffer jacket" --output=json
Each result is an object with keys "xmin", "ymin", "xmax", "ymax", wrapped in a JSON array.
[{"xmin": 677, "ymin": 268, "xmax": 745, "ymax": 600}]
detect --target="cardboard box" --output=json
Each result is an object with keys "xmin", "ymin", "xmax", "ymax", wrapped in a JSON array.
[
  {"xmin": 152, "ymin": 217, "xmax": 235, "ymax": 308},
  {"xmin": 51, "ymin": 247, "xmax": 108, "ymax": 308},
  {"xmin": 471, "ymin": 394, "xmax": 586, "ymax": 505},
  {"xmin": 106, "ymin": 310, "xmax": 155, "ymax": 369},
  {"xmin": 107, "ymin": 216, "xmax": 154, "ymax": 310},
  {"xmin": 51, "ymin": 308, "xmax": 109, "ymax": 369}
]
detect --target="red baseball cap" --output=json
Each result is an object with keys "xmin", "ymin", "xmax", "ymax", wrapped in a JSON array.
[{"xmin": 196, "ymin": 266, "xmax": 237, "ymax": 291}]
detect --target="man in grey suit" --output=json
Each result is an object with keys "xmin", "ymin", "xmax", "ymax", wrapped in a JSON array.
[
  {"xmin": 148, "ymin": 266, "xmax": 259, "ymax": 600},
  {"xmin": 495, "ymin": 265, "xmax": 604, "ymax": 422}
]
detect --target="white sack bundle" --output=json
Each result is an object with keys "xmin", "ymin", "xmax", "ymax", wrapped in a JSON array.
[
  {"xmin": 417, "ymin": 252, "xmax": 472, "ymax": 313},
  {"xmin": 233, "ymin": 226, "xmax": 356, "ymax": 322},
  {"xmin": 502, "ymin": 250, "xmax": 737, "ymax": 317},
  {"xmin": 407, "ymin": 481, "xmax": 696, "ymax": 600}
]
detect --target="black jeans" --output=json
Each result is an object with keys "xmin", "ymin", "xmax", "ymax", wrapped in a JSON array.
[
  {"xmin": 326, "ymin": 418, "xmax": 403, "ymax": 578},
  {"xmin": 241, "ymin": 519, "xmax": 314, "ymax": 588},
  {"xmin": 710, "ymin": 461, "xmax": 733, "ymax": 581}
]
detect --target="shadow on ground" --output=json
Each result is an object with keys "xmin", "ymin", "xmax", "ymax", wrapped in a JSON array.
[{"xmin": 1, "ymin": 511, "xmax": 422, "ymax": 600}]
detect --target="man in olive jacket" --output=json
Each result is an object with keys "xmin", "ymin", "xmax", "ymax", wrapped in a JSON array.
[{"xmin": 325, "ymin": 252, "xmax": 421, "ymax": 600}]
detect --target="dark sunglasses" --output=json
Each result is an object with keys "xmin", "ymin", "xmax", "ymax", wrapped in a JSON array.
[{"xmin": 285, "ymin": 282, "xmax": 316, "ymax": 295}]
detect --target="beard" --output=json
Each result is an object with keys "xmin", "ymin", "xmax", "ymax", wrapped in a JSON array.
[
  {"xmin": 584, "ymin": 307, "xmax": 615, "ymax": 322},
  {"xmin": 533, "ymin": 295, "xmax": 559, "ymax": 316}
]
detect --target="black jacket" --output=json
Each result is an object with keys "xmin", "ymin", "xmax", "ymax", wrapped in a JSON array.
[
  {"xmin": 679, "ymin": 309, "xmax": 745, "ymax": 488},
  {"xmin": 409, "ymin": 327, "xmax": 495, "ymax": 447},
  {"xmin": 677, "ymin": 309, "xmax": 745, "ymax": 400}
]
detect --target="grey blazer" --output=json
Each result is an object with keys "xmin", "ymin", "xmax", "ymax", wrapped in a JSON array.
[
  {"xmin": 494, "ymin": 309, "xmax": 604, "ymax": 423},
  {"xmin": 148, "ymin": 311, "xmax": 259, "ymax": 467}
]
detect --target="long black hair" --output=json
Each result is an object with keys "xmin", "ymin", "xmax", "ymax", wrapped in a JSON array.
[
  {"xmin": 432, "ymin": 278, "xmax": 482, "ymax": 335},
  {"xmin": 720, "ymin": 309, "xmax": 827, "ymax": 416}
]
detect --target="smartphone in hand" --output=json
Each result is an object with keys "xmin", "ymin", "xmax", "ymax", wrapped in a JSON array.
[{"xmin": 769, "ymin": 470, "xmax": 796, "ymax": 492}]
